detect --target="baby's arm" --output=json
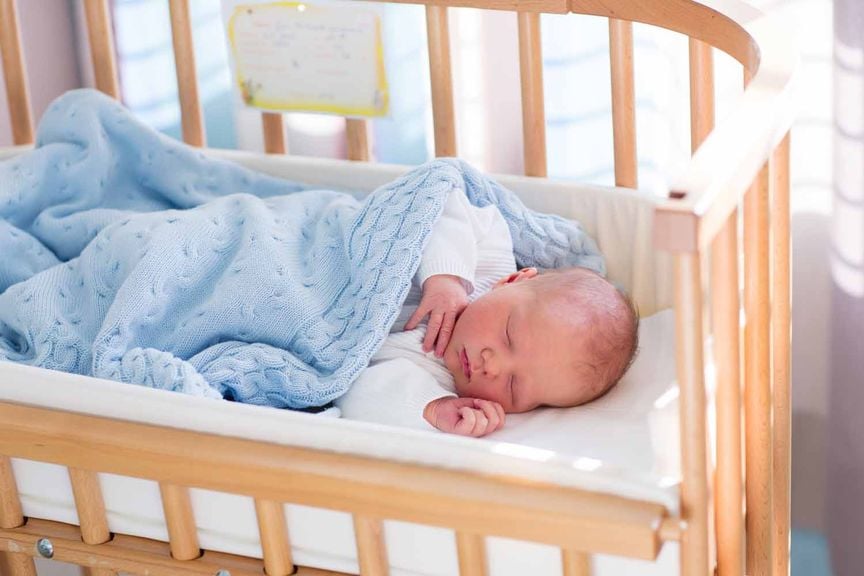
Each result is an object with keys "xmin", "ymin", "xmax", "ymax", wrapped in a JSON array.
[
  {"xmin": 337, "ymin": 358, "xmax": 504, "ymax": 437},
  {"xmin": 408, "ymin": 190, "xmax": 487, "ymax": 354},
  {"xmin": 336, "ymin": 358, "xmax": 456, "ymax": 431}
]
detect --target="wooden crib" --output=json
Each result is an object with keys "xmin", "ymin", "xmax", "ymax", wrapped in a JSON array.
[{"xmin": 0, "ymin": 0, "xmax": 795, "ymax": 575}]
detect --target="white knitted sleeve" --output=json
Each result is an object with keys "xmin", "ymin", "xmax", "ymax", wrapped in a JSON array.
[
  {"xmin": 416, "ymin": 189, "xmax": 480, "ymax": 294},
  {"xmin": 335, "ymin": 358, "xmax": 456, "ymax": 432}
]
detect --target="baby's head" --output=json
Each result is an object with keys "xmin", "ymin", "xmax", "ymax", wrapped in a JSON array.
[{"xmin": 442, "ymin": 266, "xmax": 639, "ymax": 413}]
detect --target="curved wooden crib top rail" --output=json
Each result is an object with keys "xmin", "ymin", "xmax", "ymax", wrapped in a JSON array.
[{"xmin": 0, "ymin": 2, "xmax": 796, "ymax": 576}]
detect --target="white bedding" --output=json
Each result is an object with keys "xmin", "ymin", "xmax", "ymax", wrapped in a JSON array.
[{"xmin": 0, "ymin": 152, "xmax": 683, "ymax": 575}]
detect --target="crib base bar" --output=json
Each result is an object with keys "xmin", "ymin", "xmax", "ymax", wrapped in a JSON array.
[{"xmin": 0, "ymin": 518, "xmax": 264, "ymax": 576}]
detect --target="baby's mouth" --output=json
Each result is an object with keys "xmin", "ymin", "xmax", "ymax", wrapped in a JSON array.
[{"xmin": 460, "ymin": 348, "xmax": 472, "ymax": 379}]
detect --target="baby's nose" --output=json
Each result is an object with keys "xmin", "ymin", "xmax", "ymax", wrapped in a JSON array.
[{"xmin": 481, "ymin": 348, "xmax": 501, "ymax": 377}]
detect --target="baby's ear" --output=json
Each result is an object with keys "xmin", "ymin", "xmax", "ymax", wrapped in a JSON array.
[{"xmin": 493, "ymin": 267, "xmax": 538, "ymax": 289}]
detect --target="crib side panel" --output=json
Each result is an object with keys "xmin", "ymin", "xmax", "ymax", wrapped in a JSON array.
[{"xmin": 0, "ymin": 401, "xmax": 670, "ymax": 572}]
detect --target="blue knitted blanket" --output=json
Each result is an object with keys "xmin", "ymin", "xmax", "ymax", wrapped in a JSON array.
[{"xmin": 0, "ymin": 89, "xmax": 604, "ymax": 408}]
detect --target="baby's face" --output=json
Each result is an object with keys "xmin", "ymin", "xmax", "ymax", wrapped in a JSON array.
[{"xmin": 442, "ymin": 276, "xmax": 592, "ymax": 413}]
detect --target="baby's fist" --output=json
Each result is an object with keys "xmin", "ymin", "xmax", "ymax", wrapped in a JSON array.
[{"xmin": 424, "ymin": 397, "xmax": 505, "ymax": 437}]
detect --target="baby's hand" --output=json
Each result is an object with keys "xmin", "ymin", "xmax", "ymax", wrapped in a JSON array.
[
  {"xmin": 404, "ymin": 274, "xmax": 469, "ymax": 356},
  {"xmin": 423, "ymin": 397, "xmax": 505, "ymax": 437}
]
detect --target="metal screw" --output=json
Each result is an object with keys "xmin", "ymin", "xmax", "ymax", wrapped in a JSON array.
[
  {"xmin": 215, "ymin": 570, "xmax": 231, "ymax": 576},
  {"xmin": 36, "ymin": 538, "xmax": 54, "ymax": 558}
]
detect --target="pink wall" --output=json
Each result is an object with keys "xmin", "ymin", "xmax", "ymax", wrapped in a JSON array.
[{"xmin": 0, "ymin": 0, "xmax": 82, "ymax": 146}]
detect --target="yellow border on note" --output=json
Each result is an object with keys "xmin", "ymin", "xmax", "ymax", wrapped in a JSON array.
[{"xmin": 227, "ymin": 1, "xmax": 390, "ymax": 117}]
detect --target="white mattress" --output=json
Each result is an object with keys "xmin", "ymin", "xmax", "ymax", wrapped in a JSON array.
[{"xmin": 0, "ymin": 151, "xmax": 684, "ymax": 575}]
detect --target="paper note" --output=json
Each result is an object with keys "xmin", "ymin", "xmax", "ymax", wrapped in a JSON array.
[{"xmin": 223, "ymin": 1, "xmax": 389, "ymax": 117}]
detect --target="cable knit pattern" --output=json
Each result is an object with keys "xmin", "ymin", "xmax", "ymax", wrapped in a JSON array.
[{"xmin": 0, "ymin": 89, "xmax": 604, "ymax": 408}]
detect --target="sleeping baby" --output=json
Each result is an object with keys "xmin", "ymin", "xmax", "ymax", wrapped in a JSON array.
[{"xmin": 336, "ymin": 187, "xmax": 640, "ymax": 437}]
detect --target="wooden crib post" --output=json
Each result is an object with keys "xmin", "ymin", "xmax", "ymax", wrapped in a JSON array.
[
  {"xmin": 346, "ymin": 119, "xmax": 371, "ymax": 161},
  {"xmin": 262, "ymin": 113, "xmax": 287, "ymax": 154},
  {"xmin": 353, "ymin": 515, "xmax": 388, "ymax": 576},
  {"xmin": 0, "ymin": 0, "xmax": 34, "ymax": 145},
  {"xmin": 674, "ymin": 253, "xmax": 710, "ymax": 576},
  {"xmin": 609, "ymin": 18, "xmax": 637, "ymax": 188},
  {"xmin": 691, "ymin": 35, "xmax": 745, "ymax": 576},
  {"xmin": 158, "ymin": 484, "xmax": 201, "ymax": 561},
  {"xmin": 771, "ymin": 132, "xmax": 792, "ymax": 576},
  {"xmin": 562, "ymin": 549, "xmax": 591, "ymax": 576},
  {"xmin": 0, "ymin": 457, "xmax": 36, "ymax": 576},
  {"xmin": 517, "ymin": 12, "xmax": 547, "ymax": 177},
  {"xmin": 68, "ymin": 469, "xmax": 111, "ymax": 547},
  {"xmin": 82, "ymin": 0, "xmax": 120, "ymax": 99},
  {"xmin": 168, "ymin": 0, "xmax": 206, "ymax": 147},
  {"xmin": 743, "ymin": 161, "xmax": 773, "ymax": 576},
  {"xmin": 456, "ymin": 532, "xmax": 487, "ymax": 576},
  {"xmin": 254, "ymin": 499, "xmax": 294, "ymax": 576},
  {"xmin": 425, "ymin": 5, "xmax": 457, "ymax": 157},
  {"xmin": 712, "ymin": 209, "xmax": 744, "ymax": 576}
]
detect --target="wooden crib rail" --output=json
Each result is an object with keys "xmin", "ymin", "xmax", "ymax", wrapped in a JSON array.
[{"xmin": 0, "ymin": 401, "xmax": 673, "ymax": 564}]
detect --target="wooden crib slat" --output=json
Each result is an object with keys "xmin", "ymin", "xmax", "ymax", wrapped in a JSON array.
[
  {"xmin": 0, "ymin": 456, "xmax": 23, "ymax": 529},
  {"xmin": 0, "ymin": 456, "xmax": 34, "ymax": 576},
  {"xmin": 771, "ymin": 132, "xmax": 791, "ymax": 576},
  {"xmin": 743, "ymin": 162, "xmax": 773, "ymax": 576},
  {"xmin": 254, "ymin": 499, "xmax": 294, "ymax": 576},
  {"xmin": 425, "ymin": 5, "xmax": 457, "ymax": 157},
  {"xmin": 688, "ymin": 39, "xmax": 714, "ymax": 153},
  {"xmin": 456, "ymin": 532, "xmax": 487, "ymax": 576},
  {"xmin": 0, "ymin": 0, "xmax": 33, "ymax": 145},
  {"xmin": 517, "ymin": 12, "xmax": 548, "ymax": 177},
  {"xmin": 562, "ymin": 549, "xmax": 591, "ymax": 576},
  {"xmin": 608, "ymin": 19, "xmax": 637, "ymax": 188},
  {"xmin": 68, "ymin": 468, "xmax": 111, "ymax": 545},
  {"xmin": 0, "ymin": 549, "xmax": 37, "ymax": 576},
  {"xmin": 712, "ymin": 210, "xmax": 744, "ymax": 576},
  {"xmin": 168, "ymin": 0, "xmax": 206, "ymax": 147},
  {"xmin": 673, "ymin": 252, "xmax": 709, "ymax": 576},
  {"xmin": 346, "ymin": 119, "xmax": 371, "ymax": 161},
  {"xmin": 82, "ymin": 0, "xmax": 120, "ymax": 99},
  {"xmin": 262, "ymin": 113, "xmax": 287, "ymax": 154},
  {"xmin": 353, "ymin": 516, "xmax": 388, "ymax": 576},
  {"xmin": 159, "ymin": 483, "xmax": 201, "ymax": 561}
]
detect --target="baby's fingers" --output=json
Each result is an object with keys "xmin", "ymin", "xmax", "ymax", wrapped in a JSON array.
[
  {"xmin": 404, "ymin": 304, "xmax": 428, "ymax": 331},
  {"xmin": 434, "ymin": 313, "xmax": 457, "ymax": 357},
  {"xmin": 473, "ymin": 399, "xmax": 504, "ymax": 432},
  {"xmin": 423, "ymin": 311, "xmax": 444, "ymax": 352},
  {"xmin": 456, "ymin": 407, "xmax": 490, "ymax": 437}
]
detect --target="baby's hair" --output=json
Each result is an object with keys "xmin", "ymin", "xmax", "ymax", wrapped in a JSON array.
[{"xmin": 530, "ymin": 267, "xmax": 640, "ymax": 405}]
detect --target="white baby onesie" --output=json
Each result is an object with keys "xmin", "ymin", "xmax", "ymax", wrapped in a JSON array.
[{"xmin": 335, "ymin": 188, "xmax": 517, "ymax": 430}]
